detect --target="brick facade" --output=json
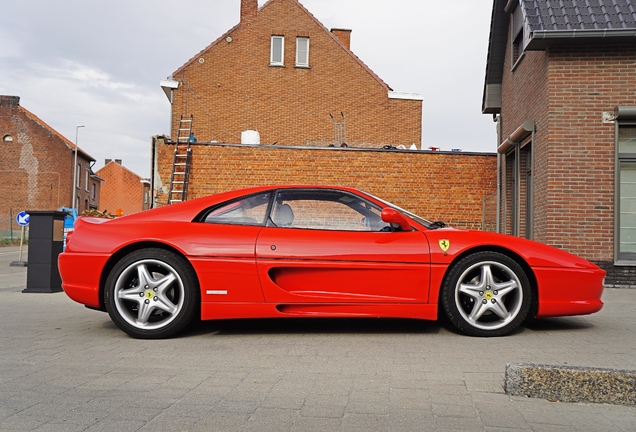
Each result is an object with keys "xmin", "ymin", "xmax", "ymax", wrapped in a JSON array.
[
  {"xmin": 96, "ymin": 160, "xmax": 150, "ymax": 217},
  {"xmin": 0, "ymin": 96, "xmax": 100, "ymax": 236},
  {"xmin": 153, "ymin": 139, "xmax": 497, "ymax": 230},
  {"xmin": 497, "ymin": 37, "xmax": 635, "ymax": 284},
  {"xmin": 167, "ymin": 0, "xmax": 422, "ymax": 148}
]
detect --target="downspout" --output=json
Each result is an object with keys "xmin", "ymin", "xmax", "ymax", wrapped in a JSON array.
[
  {"xmin": 150, "ymin": 136, "xmax": 156, "ymax": 209},
  {"xmin": 495, "ymin": 115, "xmax": 502, "ymax": 232}
]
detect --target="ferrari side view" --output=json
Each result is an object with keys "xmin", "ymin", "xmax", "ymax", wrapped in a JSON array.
[{"xmin": 58, "ymin": 185, "xmax": 605, "ymax": 339}]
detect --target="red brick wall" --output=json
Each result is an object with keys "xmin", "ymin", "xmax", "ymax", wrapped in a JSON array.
[
  {"xmin": 543, "ymin": 45, "xmax": 623, "ymax": 262},
  {"xmin": 96, "ymin": 161, "xmax": 146, "ymax": 216},
  {"xmin": 500, "ymin": 48, "xmax": 549, "ymax": 240},
  {"xmin": 500, "ymin": 39, "xmax": 636, "ymax": 263},
  {"xmin": 170, "ymin": 0, "xmax": 421, "ymax": 149},
  {"xmin": 0, "ymin": 96, "xmax": 96, "ymax": 233},
  {"xmin": 154, "ymin": 142, "xmax": 497, "ymax": 230}
]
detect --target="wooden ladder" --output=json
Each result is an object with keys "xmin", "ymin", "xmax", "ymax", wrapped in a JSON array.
[{"xmin": 168, "ymin": 115, "xmax": 194, "ymax": 204}]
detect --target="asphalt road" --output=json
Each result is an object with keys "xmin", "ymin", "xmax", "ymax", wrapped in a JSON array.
[{"xmin": 0, "ymin": 246, "xmax": 635, "ymax": 431}]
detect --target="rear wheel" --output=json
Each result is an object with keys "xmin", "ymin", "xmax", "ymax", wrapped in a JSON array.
[
  {"xmin": 105, "ymin": 248, "xmax": 198, "ymax": 339},
  {"xmin": 442, "ymin": 251, "xmax": 531, "ymax": 337}
]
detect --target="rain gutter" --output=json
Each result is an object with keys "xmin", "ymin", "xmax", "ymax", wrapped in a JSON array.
[{"xmin": 527, "ymin": 29, "xmax": 636, "ymax": 49}]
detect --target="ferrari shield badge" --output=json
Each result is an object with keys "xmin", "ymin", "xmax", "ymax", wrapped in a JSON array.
[{"xmin": 439, "ymin": 239, "xmax": 450, "ymax": 253}]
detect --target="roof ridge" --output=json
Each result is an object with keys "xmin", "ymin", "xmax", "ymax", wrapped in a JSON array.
[
  {"xmin": 173, "ymin": 0, "xmax": 391, "ymax": 91},
  {"xmin": 289, "ymin": 0, "xmax": 391, "ymax": 91},
  {"xmin": 96, "ymin": 160, "xmax": 144, "ymax": 179},
  {"xmin": 18, "ymin": 105, "xmax": 95, "ymax": 161}
]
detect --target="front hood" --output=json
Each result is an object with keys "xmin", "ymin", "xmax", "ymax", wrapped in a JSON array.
[{"xmin": 424, "ymin": 228, "xmax": 599, "ymax": 270}]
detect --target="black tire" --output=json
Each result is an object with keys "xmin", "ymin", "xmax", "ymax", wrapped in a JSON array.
[
  {"xmin": 441, "ymin": 251, "xmax": 531, "ymax": 337},
  {"xmin": 104, "ymin": 248, "xmax": 199, "ymax": 339}
]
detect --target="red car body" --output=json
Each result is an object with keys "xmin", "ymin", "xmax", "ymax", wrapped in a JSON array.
[{"xmin": 58, "ymin": 185, "xmax": 604, "ymax": 338}]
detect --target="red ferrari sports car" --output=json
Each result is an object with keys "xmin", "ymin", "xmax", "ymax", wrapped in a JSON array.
[{"xmin": 59, "ymin": 185, "xmax": 605, "ymax": 339}]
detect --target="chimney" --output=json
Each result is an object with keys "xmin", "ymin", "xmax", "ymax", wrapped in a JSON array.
[
  {"xmin": 115, "ymin": 159, "xmax": 122, "ymax": 165},
  {"xmin": 0, "ymin": 95, "xmax": 20, "ymax": 107},
  {"xmin": 105, "ymin": 159, "xmax": 112, "ymax": 165},
  {"xmin": 330, "ymin": 29, "xmax": 352, "ymax": 50},
  {"xmin": 241, "ymin": 0, "xmax": 258, "ymax": 22}
]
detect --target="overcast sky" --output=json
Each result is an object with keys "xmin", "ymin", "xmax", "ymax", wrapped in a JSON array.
[{"xmin": 1, "ymin": 0, "xmax": 495, "ymax": 178}]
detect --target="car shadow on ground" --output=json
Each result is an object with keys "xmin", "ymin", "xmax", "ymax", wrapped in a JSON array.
[
  {"xmin": 96, "ymin": 314, "xmax": 594, "ymax": 339},
  {"xmin": 523, "ymin": 316, "xmax": 594, "ymax": 332},
  {"xmin": 180, "ymin": 315, "xmax": 594, "ymax": 338},
  {"xmin": 183, "ymin": 317, "xmax": 444, "ymax": 337}
]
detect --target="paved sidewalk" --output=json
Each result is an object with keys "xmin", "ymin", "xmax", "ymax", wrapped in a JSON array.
[{"xmin": 1, "ymin": 247, "xmax": 635, "ymax": 431}]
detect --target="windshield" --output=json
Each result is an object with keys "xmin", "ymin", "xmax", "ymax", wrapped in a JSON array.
[{"xmin": 361, "ymin": 191, "xmax": 438, "ymax": 229}]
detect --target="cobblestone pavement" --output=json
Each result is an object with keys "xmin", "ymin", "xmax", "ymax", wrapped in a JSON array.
[{"xmin": 1, "ymin": 246, "xmax": 635, "ymax": 431}]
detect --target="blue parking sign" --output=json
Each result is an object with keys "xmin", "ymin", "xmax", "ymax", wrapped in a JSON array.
[{"xmin": 16, "ymin": 211, "xmax": 30, "ymax": 227}]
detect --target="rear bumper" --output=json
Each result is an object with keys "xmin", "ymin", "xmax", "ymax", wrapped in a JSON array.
[{"xmin": 58, "ymin": 252, "xmax": 110, "ymax": 309}]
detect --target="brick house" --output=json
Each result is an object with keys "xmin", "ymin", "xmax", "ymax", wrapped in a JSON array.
[
  {"xmin": 482, "ymin": 0, "xmax": 636, "ymax": 286},
  {"xmin": 96, "ymin": 159, "xmax": 151, "ymax": 216},
  {"xmin": 161, "ymin": 0, "xmax": 423, "ymax": 147},
  {"xmin": 0, "ymin": 96, "xmax": 102, "ymax": 235}
]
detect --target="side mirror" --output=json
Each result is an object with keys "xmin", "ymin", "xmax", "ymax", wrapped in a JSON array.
[{"xmin": 381, "ymin": 208, "xmax": 412, "ymax": 231}]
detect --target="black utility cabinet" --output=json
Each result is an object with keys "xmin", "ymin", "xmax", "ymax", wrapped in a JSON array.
[{"xmin": 24, "ymin": 211, "xmax": 66, "ymax": 294}]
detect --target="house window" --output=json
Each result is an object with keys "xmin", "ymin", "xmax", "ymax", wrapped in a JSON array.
[
  {"xmin": 511, "ymin": 5, "xmax": 524, "ymax": 66},
  {"xmin": 505, "ymin": 142, "xmax": 532, "ymax": 238},
  {"xmin": 270, "ymin": 36, "xmax": 284, "ymax": 66},
  {"xmin": 617, "ymin": 125, "xmax": 636, "ymax": 261},
  {"xmin": 85, "ymin": 167, "xmax": 90, "ymax": 191},
  {"xmin": 76, "ymin": 163, "xmax": 81, "ymax": 188},
  {"xmin": 296, "ymin": 37, "xmax": 309, "ymax": 67},
  {"xmin": 91, "ymin": 183, "xmax": 96, "ymax": 201},
  {"xmin": 3, "ymin": 135, "xmax": 13, "ymax": 142}
]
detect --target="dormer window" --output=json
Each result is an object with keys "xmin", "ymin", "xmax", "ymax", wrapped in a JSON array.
[
  {"xmin": 2, "ymin": 135, "xmax": 12, "ymax": 143},
  {"xmin": 511, "ymin": 5, "xmax": 524, "ymax": 66},
  {"xmin": 270, "ymin": 35, "xmax": 284, "ymax": 66}
]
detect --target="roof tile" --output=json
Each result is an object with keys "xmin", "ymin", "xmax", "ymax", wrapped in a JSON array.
[{"xmin": 522, "ymin": 0, "xmax": 636, "ymax": 32}]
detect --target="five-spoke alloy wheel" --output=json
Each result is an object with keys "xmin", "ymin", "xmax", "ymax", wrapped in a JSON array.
[
  {"xmin": 105, "ymin": 248, "xmax": 198, "ymax": 339},
  {"xmin": 442, "ymin": 251, "xmax": 531, "ymax": 337}
]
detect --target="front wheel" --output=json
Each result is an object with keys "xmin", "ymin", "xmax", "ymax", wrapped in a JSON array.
[
  {"xmin": 441, "ymin": 252, "xmax": 531, "ymax": 337},
  {"xmin": 105, "ymin": 248, "xmax": 199, "ymax": 339}
]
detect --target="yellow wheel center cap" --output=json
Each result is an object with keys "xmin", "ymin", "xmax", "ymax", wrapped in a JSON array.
[
  {"xmin": 485, "ymin": 291, "xmax": 493, "ymax": 300},
  {"xmin": 145, "ymin": 291, "xmax": 153, "ymax": 299}
]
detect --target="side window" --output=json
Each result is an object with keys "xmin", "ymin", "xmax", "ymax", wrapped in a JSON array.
[
  {"xmin": 204, "ymin": 192, "xmax": 271, "ymax": 226},
  {"xmin": 296, "ymin": 37, "xmax": 309, "ymax": 67},
  {"xmin": 269, "ymin": 190, "xmax": 391, "ymax": 232}
]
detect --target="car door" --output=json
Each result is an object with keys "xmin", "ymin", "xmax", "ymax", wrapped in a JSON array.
[
  {"xmin": 187, "ymin": 191, "xmax": 272, "ymax": 303},
  {"xmin": 255, "ymin": 189, "xmax": 431, "ymax": 303}
]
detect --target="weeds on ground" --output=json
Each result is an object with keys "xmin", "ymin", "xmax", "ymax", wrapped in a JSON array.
[{"xmin": 0, "ymin": 239, "xmax": 27, "ymax": 247}]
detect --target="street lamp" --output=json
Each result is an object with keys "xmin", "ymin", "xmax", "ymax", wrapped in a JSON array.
[{"xmin": 72, "ymin": 125, "xmax": 85, "ymax": 210}]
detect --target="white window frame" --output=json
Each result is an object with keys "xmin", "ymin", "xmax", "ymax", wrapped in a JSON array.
[
  {"xmin": 270, "ymin": 36, "xmax": 284, "ymax": 66},
  {"xmin": 616, "ymin": 121, "xmax": 636, "ymax": 263},
  {"xmin": 296, "ymin": 37, "xmax": 309, "ymax": 67},
  {"xmin": 85, "ymin": 167, "xmax": 90, "ymax": 191}
]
